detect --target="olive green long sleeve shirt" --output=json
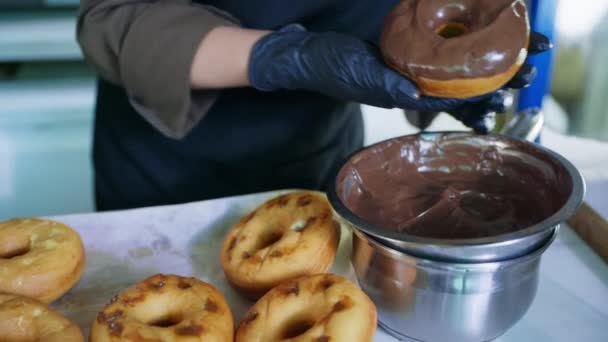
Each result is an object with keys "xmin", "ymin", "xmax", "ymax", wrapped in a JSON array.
[{"xmin": 77, "ymin": 0, "xmax": 239, "ymax": 139}]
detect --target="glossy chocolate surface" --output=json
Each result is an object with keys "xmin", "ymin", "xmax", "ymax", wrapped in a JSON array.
[
  {"xmin": 380, "ymin": 0, "xmax": 530, "ymax": 80},
  {"xmin": 336, "ymin": 133, "xmax": 572, "ymax": 239}
]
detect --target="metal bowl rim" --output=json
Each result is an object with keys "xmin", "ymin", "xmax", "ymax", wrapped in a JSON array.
[
  {"xmin": 354, "ymin": 221, "xmax": 555, "ymax": 262},
  {"xmin": 352, "ymin": 226, "xmax": 558, "ymax": 271},
  {"xmin": 328, "ymin": 131, "xmax": 586, "ymax": 248},
  {"xmin": 354, "ymin": 224, "xmax": 556, "ymax": 263}
]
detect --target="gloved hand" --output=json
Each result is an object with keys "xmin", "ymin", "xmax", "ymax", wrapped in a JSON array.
[
  {"xmin": 248, "ymin": 24, "xmax": 551, "ymax": 132},
  {"xmin": 250, "ymin": 24, "xmax": 470, "ymax": 112},
  {"xmin": 446, "ymin": 32, "xmax": 553, "ymax": 133}
]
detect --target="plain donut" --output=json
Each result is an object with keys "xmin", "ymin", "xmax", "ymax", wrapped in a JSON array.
[
  {"xmin": 90, "ymin": 274, "xmax": 234, "ymax": 342},
  {"xmin": 0, "ymin": 218, "xmax": 85, "ymax": 303},
  {"xmin": 220, "ymin": 191, "xmax": 341, "ymax": 299},
  {"xmin": 235, "ymin": 274, "xmax": 377, "ymax": 342},
  {"xmin": 0, "ymin": 293, "xmax": 84, "ymax": 342}
]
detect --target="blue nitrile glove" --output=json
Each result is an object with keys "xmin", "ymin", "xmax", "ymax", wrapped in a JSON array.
[
  {"xmin": 248, "ymin": 24, "xmax": 552, "ymax": 133},
  {"xmin": 506, "ymin": 32, "xmax": 553, "ymax": 89},
  {"xmin": 249, "ymin": 24, "xmax": 472, "ymax": 113}
]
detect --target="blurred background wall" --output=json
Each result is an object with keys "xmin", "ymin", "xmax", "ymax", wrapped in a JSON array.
[
  {"xmin": 0, "ymin": 5, "xmax": 95, "ymax": 219},
  {"xmin": 0, "ymin": 0, "xmax": 607, "ymax": 219}
]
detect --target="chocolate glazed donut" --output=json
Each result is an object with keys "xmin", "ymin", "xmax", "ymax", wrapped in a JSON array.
[{"xmin": 380, "ymin": 0, "xmax": 530, "ymax": 98}]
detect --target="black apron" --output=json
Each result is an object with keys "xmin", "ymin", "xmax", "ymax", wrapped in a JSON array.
[{"xmin": 93, "ymin": 0, "xmax": 400, "ymax": 211}]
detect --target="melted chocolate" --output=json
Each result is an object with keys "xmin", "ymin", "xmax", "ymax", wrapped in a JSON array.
[
  {"xmin": 380, "ymin": 0, "xmax": 530, "ymax": 80},
  {"xmin": 336, "ymin": 133, "xmax": 571, "ymax": 239}
]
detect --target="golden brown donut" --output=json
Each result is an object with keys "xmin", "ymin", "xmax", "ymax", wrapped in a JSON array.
[
  {"xmin": 0, "ymin": 293, "xmax": 84, "ymax": 342},
  {"xmin": 0, "ymin": 218, "xmax": 85, "ymax": 303},
  {"xmin": 90, "ymin": 274, "xmax": 234, "ymax": 342},
  {"xmin": 380, "ymin": 0, "xmax": 530, "ymax": 98},
  {"xmin": 235, "ymin": 274, "xmax": 377, "ymax": 342},
  {"xmin": 220, "ymin": 191, "xmax": 341, "ymax": 299}
]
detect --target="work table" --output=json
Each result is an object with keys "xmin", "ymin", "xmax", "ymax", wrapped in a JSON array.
[{"xmin": 48, "ymin": 189, "xmax": 608, "ymax": 341}]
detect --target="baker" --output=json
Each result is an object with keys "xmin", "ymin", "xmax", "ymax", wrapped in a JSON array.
[{"xmin": 77, "ymin": 0, "xmax": 550, "ymax": 211}]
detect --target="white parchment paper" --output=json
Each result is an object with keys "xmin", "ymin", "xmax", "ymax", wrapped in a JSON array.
[{"xmin": 49, "ymin": 190, "xmax": 361, "ymax": 339}]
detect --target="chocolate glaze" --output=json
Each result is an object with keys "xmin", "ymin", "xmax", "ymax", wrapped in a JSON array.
[
  {"xmin": 336, "ymin": 133, "xmax": 571, "ymax": 239},
  {"xmin": 380, "ymin": 0, "xmax": 530, "ymax": 80}
]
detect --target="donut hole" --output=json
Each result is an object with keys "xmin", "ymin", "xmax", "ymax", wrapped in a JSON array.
[
  {"xmin": 131, "ymin": 299, "xmax": 187, "ymax": 329},
  {"xmin": 255, "ymin": 230, "xmax": 284, "ymax": 251},
  {"xmin": 0, "ymin": 241, "xmax": 30, "ymax": 259},
  {"xmin": 435, "ymin": 22, "xmax": 470, "ymax": 39},
  {"xmin": 281, "ymin": 318, "xmax": 316, "ymax": 339},
  {"xmin": 148, "ymin": 313, "xmax": 183, "ymax": 328}
]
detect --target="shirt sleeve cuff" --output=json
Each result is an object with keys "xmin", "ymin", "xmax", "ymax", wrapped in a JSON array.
[{"xmin": 119, "ymin": 2, "xmax": 239, "ymax": 139}]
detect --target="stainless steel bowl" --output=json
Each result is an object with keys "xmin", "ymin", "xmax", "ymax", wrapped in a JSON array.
[
  {"xmin": 351, "ymin": 227, "xmax": 558, "ymax": 342},
  {"xmin": 328, "ymin": 132, "xmax": 585, "ymax": 262}
]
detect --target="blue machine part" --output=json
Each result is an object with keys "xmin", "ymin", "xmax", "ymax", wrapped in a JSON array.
[{"xmin": 517, "ymin": 0, "xmax": 558, "ymax": 113}]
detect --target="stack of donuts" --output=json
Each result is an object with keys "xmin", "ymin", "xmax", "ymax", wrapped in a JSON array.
[
  {"xmin": 89, "ymin": 191, "xmax": 377, "ymax": 342},
  {"xmin": 0, "ymin": 218, "xmax": 86, "ymax": 341}
]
